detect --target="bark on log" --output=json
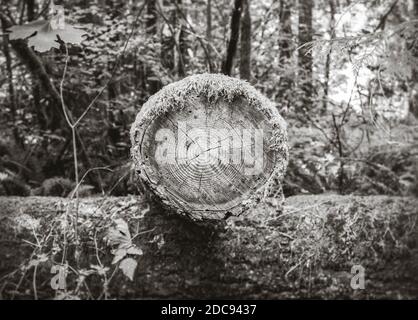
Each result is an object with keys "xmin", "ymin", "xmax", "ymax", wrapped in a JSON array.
[
  {"xmin": 130, "ymin": 74, "xmax": 288, "ymax": 220},
  {"xmin": 0, "ymin": 195, "xmax": 417, "ymax": 299}
]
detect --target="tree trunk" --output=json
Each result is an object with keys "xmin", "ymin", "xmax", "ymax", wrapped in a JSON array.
[
  {"xmin": 298, "ymin": 0, "xmax": 313, "ymax": 110},
  {"xmin": 177, "ymin": 0, "xmax": 187, "ymax": 77},
  {"xmin": 159, "ymin": 0, "xmax": 187, "ymax": 77},
  {"xmin": 239, "ymin": 0, "xmax": 251, "ymax": 81},
  {"xmin": 277, "ymin": 0, "xmax": 293, "ymax": 105},
  {"xmin": 25, "ymin": 0, "xmax": 44, "ymax": 137},
  {"xmin": 26, "ymin": 0, "xmax": 36, "ymax": 21},
  {"xmin": 206, "ymin": 0, "xmax": 214, "ymax": 72},
  {"xmin": 161, "ymin": 0, "xmax": 176, "ymax": 71},
  {"xmin": 221, "ymin": 0, "xmax": 243, "ymax": 76},
  {"xmin": 323, "ymin": 0, "xmax": 335, "ymax": 112},
  {"xmin": 0, "ymin": 195, "xmax": 417, "ymax": 299},
  {"xmin": 146, "ymin": 0, "xmax": 158, "ymax": 34},
  {"xmin": 145, "ymin": 0, "xmax": 161, "ymax": 94},
  {"xmin": 0, "ymin": 18, "xmax": 22, "ymax": 148},
  {"xmin": 279, "ymin": 0, "xmax": 292, "ymax": 61},
  {"xmin": 410, "ymin": 0, "xmax": 418, "ymax": 118},
  {"xmin": 1, "ymin": 20, "xmax": 16, "ymax": 124},
  {"xmin": 206, "ymin": 0, "xmax": 212, "ymax": 43}
]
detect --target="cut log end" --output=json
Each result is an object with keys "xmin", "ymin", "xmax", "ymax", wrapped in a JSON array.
[{"xmin": 131, "ymin": 74, "xmax": 288, "ymax": 219}]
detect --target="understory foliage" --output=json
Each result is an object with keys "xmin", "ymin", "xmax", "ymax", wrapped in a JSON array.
[{"xmin": 0, "ymin": 197, "xmax": 149, "ymax": 299}]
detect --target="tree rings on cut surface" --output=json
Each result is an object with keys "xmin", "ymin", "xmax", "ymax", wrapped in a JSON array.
[{"xmin": 130, "ymin": 74, "xmax": 288, "ymax": 220}]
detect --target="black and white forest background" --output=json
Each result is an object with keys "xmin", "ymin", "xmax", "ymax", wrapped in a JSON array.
[{"xmin": 0, "ymin": 0, "xmax": 417, "ymax": 307}]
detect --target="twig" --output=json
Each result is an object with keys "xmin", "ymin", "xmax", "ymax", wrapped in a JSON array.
[
  {"xmin": 32, "ymin": 264, "xmax": 38, "ymax": 300},
  {"xmin": 59, "ymin": 42, "xmax": 80, "ymax": 245},
  {"xmin": 374, "ymin": 0, "xmax": 399, "ymax": 32},
  {"xmin": 69, "ymin": 166, "xmax": 112, "ymax": 199}
]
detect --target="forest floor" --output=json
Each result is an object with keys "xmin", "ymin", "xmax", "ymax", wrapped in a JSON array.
[{"xmin": 0, "ymin": 194, "xmax": 417, "ymax": 299}]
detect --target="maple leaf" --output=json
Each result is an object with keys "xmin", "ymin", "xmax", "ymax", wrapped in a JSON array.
[
  {"xmin": 7, "ymin": 6, "xmax": 86, "ymax": 53},
  {"xmin": 8, "ymin": 20, "xmax": 46, "ymax": 40}
]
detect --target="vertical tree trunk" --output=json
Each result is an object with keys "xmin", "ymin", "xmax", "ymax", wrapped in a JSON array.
[
  {"xmin": 161, "ymin": 0, "xmax": 176, "ymax": 71},
  {"xmin": 206, "ymin": 0, "xmax": 212, "ymax": 42},
  {"xmin": 146, "ymin": 0, "xmax": 158, "ymax": 34},
  {"xmin": 221, "ymin": 0, "xmax": 243, "ymax": 76},
  {"xmin": 278, "ymin": 0, "xmax": 293, "ymax": 104},
  {"xmin": 26, "ymin": 0, "xmax": 36, "ymax": 21},
  {"xmin": 145, "ymin": 0, "xmax": 161, "ymax": 94},
  {"xmin": 323, "ymin": 0, "xmax": 335, "ymax": 112},
  {"xmin": 1, "ymin": 20, "xmax": 18, "ymax": 143},
  {"xmin": 298, "ymin": 0, "xmax": 313, "ymax": 110},
  {"xmin": 279, "ymin": 0, "xmax": 292, "ymax": 61},
  {"xmin": 26, "ymin": 0, "xmax": 42, "ymax": 131},
  {"xmin": 410, "ymin": 0, "xmax": 418, "ymax": 118},
  {"xmin": 177, "ymin": 0, "xmax": 187, "ymax": 77},
  {"xmin": 25, "ymin": 0, "xmax": 45, "ymax": 132},
  {"xmin": 206, "ymin": 0, "xmax": 214, "ymax": 72},
  {"xmin": 160, "ymin": 0, "xmax": 187, "ymax": 77},
  {"xmin": 239, "ymin": 0, "xmax": 251, "ymax": 81}
]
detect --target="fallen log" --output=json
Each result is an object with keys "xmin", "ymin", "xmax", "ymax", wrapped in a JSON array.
[
  {"xmin": 130, "ymin": 74, "xmax": 288, "ymax": 220},
  {"xmin": 0, "ymin": 195, "xmax": 417, "ymax": 299}
]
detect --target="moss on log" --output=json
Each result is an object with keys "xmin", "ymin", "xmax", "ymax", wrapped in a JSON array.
[
  {"xmin": 0, "ymin": 195, "xmax": 417, "ymax": 299},
  {"xmin": 130, "ymin": 74, "xmax": 288, "ymax": 220}
]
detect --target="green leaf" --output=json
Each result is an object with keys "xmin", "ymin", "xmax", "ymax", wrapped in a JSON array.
[
  {"xmin": 126, "ymin": 246, "xmax": 143, "ymax": 256},
  {"xmin": 111, "ymin": 247, "xmax": 127, "ymax": 264},
  {"xmin": 119, "ymin": 258, "xmax": 137, "ymax": 281},
  {"xmin": 7, "ymin": 8, "xmax": 86, "ymax": 53},
  {"xmin": 106, "ymin": 218, "xmax": 132, "ymax": 247},
  {"xmin": 111, "ymin": 245, "xmax": 142, "ymax": 264},
  {"xmin": 8, "ymin": 20, "xmax": 46, "ymax": 40}
]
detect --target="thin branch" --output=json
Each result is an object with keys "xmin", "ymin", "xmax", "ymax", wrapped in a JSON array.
[
  {"xmin": 374, "ymin": 0, "xmax": 399, "ymax": 32},
  {"xmin": 59, "ymin": 43, "xmax": 73, "ymax": 128}
]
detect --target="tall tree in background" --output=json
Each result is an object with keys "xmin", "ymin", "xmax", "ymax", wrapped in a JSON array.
[
  {"xmin": 222, "ymin": 0, "xmax": 243, "ymax": 76},
  {"xmin": 1, "ymin": 12, "xmax": 18, "ymax": 144},
  {"xmin": 239, "ymin": 0, "xmax": 251, "ymax": 80},
  {"xmin": 298, "ymin": 0, "xmax": 313, "ymax": 110},
  {"xmin": 206, "ymin": 0, "xmax": 214, "ymax": 72},
  {"xmin": 411, "ymin": 0, "xmax": 418, "ymax": 118},
  {"xmin": 205, "ymin": 0, "xmax": 215, "ymax": 72},
  {"xmin": 323, "ymin": 0, "xmax": 336, "ymax": 112},
  {"xmin": 206, "ymin": 0, "xmax": 212, "ymax": 44},
  {"xmin": 278, "ymin": 0, "xmax": 293, "ymax": 104},
  {"xmin": 145, "ymin": 0, "xmax": 160, "ymax": 94},
  {"xmin": 26, "ymin": 0, "xmax": 36, "ymax": 21},
  {"xmin": 176, "ymin": 0, "xmax": 187, "ymax": 77},
  {"xmin": 159, "ymin": 0, "xmax": 187, "ymax": 77},
  {"xmin": 146, "ymin": 0, "xmax": 158, "ymax": 35},
  {"xmin": 26, "ymin": 0, "xmax": 46, "ymax": 132},
  {"xmin": 160, "ymin": 0, "xmax": 176, "ymax": 71}
]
